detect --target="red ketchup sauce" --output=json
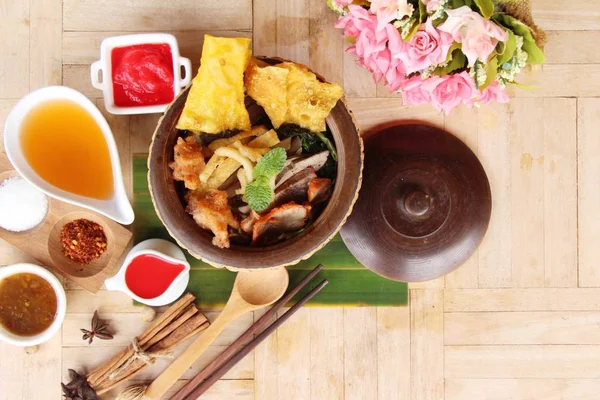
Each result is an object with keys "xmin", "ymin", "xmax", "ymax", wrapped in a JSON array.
[
  {"xmin": 111, "ymin": 43, "xmax": 175, "ymax": 107},
  {"xmin": 124, "ymin": 254, "xmax": 185, "ymax": 299}
]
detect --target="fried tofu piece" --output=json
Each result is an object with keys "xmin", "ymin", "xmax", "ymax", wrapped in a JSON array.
[
  {"xmin": 169, "ymin": 136, "xmax": 205, "ymax": 190},
  {"xmin": 279, "ymin": 62, "xmax": 344, "ymax": 132},
  {"xmin": 245, "ymin": 60, "xmax": 290, "ymax": 128},
  {"xmin": 176, "ymin": 35, "xmax": 252, "ymax": 134},
  {"xmin": 186, "ymin": 189, "xmax": 240, "ymax": 249}
]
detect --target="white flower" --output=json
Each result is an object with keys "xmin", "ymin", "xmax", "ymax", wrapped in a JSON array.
[{"xmin": 397, "ymin": 0, "xmax": 414, "ymax": 20}]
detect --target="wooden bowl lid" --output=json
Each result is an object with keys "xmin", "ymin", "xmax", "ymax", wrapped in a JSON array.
[{"xmin": 340, "ymin": 124, "xmax": 491, "ymax": 282}]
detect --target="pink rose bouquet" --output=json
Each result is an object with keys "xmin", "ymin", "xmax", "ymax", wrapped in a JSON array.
[{"xmin": 328, "ymin": 0, "xmax": 545, "ymax": 114}]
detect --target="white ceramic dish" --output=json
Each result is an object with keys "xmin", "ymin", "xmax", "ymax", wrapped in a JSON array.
[
  {"xmin": 3, "ymin": 85, "xmax": 135, "ymax": 225},
  {"xmin": 91, "ymin": 33, "xmax": 192, "ymax": 115},
  {"xmin": 105, "ymin": 239, "xmax": 190, "ymax": 306},
  {"xmin": 0, "ymin": 263, "xmax": 67, "ymax": 347}
]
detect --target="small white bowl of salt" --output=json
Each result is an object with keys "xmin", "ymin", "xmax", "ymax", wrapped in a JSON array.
[{"xmin": 0, "ymin": 176, "xmax": 48, "ymax": 232}]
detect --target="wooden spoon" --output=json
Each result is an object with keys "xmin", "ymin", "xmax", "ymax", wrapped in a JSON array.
[{"xmin": 142, "ymin": 267, "xmax": 289, "ymax": 400}]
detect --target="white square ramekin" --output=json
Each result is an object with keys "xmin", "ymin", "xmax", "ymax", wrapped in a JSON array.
[{"xmin": 90, "ymin": 33, "xmax": 192, "ymax": 115}]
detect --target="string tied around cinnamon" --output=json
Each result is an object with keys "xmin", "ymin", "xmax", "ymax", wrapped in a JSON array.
[{"xmin": 108, "ymin": 338, "xmax": 174, "ymax": 381}]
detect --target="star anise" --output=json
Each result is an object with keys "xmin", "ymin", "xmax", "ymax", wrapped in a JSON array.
[
  {"xmin": 61, "ymin": 369, "xmax": 98, "ymax": 400},
  {"xmin": 81, "ymin": 310, "xmax": 114, "ymax": 344}
]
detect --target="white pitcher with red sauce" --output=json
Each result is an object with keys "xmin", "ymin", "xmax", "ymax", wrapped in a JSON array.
[{"xmin": 105, "ymin": 239, "xmax": 190, "ymax": 306}]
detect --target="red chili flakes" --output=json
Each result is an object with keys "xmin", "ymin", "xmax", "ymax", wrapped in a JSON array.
[{"xmin": 60, "ymin": 219, "xmax": 108, "ymax": 265}]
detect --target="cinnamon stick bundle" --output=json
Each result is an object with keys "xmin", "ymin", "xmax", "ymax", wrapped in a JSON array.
[{"xmin": 85, "ymin": 293, "xmax": 210, "ymax": 395}]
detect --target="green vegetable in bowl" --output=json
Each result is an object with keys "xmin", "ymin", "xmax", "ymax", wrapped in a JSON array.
[{"xmin": 246, "ymin": 148, "xmax": 287, "ymax": 212}]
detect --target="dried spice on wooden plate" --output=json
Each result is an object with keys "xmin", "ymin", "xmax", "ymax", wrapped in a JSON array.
[
  {"xmin": 81, "ymin": 310, "xmax": 113, "ymax": 344},
  {"xmin": 60, "ymin": 219, "xmax": 108, "ymax": 264}
]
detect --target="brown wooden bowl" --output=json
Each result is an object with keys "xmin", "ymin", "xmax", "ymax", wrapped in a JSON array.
[{"xmin": 148, "ymin": 57, "xmax": 363, "ymax": 270}]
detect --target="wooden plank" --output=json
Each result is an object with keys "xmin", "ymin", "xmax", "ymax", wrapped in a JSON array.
[
  {"xmin": 543, "ymin": 98, "xmax": 577, "ymax": 287},
  {"xmin": 130, "ymin": 114, "xmax": 162, "ymax": 154},
  {"xmin": 410, "ymin": 290, "xmax": 444, "ymax": 400},
  {"xmin": 276, "ymin": 308, "xmax": 311, "ymax": 400},
  {"xmin": 253, "ymin": 0, "xmax": 278, "ymax": 56},
  {"xmin": 61, "ymin": 312, "xmax": 253, "ymax": 347},
  {"xmin": 63, "ymin": 344, "xmax": 253, "ymax": 380},
  {"xmin": 309, "ymin": 0, "xmax": 343, "ymax": 84},
  {"xmin": 0, "ymin": 99, "xmax": 18, "ymax": 153},
  {"xmin": 545, "ymin": 31, "xmax": 600, "ymax": 64},
  {"xmin": 254, "ymin": 308, "xmax": 278, "ymax": 400},
  {"xmin": 507, "ymin": 65, "xmax": 600, "ymax": 98},
  {"xmin": 445, "ymin": 288, "xmax": 600, "ymax": 312},
  {"xmin": 344, "ymin": 308, "xmax": 377, "ymax": 400},
  {"xmin": 343, "ymin": 43, "xmax": 376, "ymax": 97},
  {"xmin": 532, "ymin": 0, "xmax": 600, "ymax": 31},
  {"xmin": 346, "ymin": 98, "xmax": 444, "ymax": 136},
  {"xmin": 377, "ymin": 307, "xmax": 410, "ymax": 400},
  {"xmin": 310, "ymin": 309, "xmax": 344, "ymax": 400},
  {"xmin": 29, "ymin": 0, "xmax": 62, "ymax": 89},
  {"xmin": 63, "ymin": 0, "xmax": 252, "ymax": 32},
  {"xmin": 0, "ymin": 0, "xmax": 29, "ymax": 98},
  {"xmin": 446, "ymin": 379, "xmax": 600, "ymax": 400},
  {"xmin": 477, "ymin": 103, "xmax": 512, "ymax": 287},
  {"xmin": 63, "ymin": 65, "xmax": 102, "ymax": 99},
  {"xmin": 445, "ymin": 312, "xmax": 600, "ymax": 345},
  {"xmin": 445, "ymin": 345, "xmax": 600, "ymax": 378},
  {"xmin": 62, "ymin": 30, "xmax": 251, "ymax": 65},
  {"xmin": 276, "ymin": 0, "xmax": 309, "ymax": 65},
  {"xmin": 444, "ymin": 106, "xmax": 479, "ymax": 289},
  {"xmin": 0, "ymin": 331, "xmax": 61, "ymax": 400},
  {"xmin": 578, "ymin": 98, "xmax": 600, "ymax": 287},
  {"xmin": 510, "ymin": 98, "xmax": 545, "ymax": 287},
  {"xmin": 66, "ymin": 290, "xmax": 141, "ymax": 313},
  {"xmin": 100, "ymin": 378, "xmax": 254, "ymax": 400}
]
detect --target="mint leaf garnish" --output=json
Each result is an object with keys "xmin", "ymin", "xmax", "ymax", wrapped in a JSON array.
[
  {"xmin": 246, "ymin": 175, "xmax": 273, "ymax": 212},
  {"xmin": 253, "ymin": 147, "xmax": 287, "ymax": 179}
]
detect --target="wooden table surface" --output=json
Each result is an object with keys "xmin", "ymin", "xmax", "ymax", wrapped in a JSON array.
[{"xmin": 1, "ymin": 1, "xmax": 599, "ymax": 399}]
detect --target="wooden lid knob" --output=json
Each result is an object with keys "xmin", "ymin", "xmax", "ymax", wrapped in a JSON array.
[{"xmin": 341, "ymin": 124, "xmax": 492, "ymax": 282}]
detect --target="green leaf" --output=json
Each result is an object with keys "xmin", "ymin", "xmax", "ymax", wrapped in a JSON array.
[
  {"xmin": 450, "ymin": 0, "xmax": 466, "ymax": 7},
  {"xmin": 496, "ymin": 29, "xmax": 516, "ymax": 65},
  {"xmin": 418, "ymin": 0, "xmax": 427, "ymax": 19},
  {"xmin": 479, "ymin": 57, "xmax": 498, "ymax": 91},
  {"xmin": 493, "ymin": 14, "xmax": 545, "ymax": 64},
  {"xmin": 253, "ymin": 147, "xmax": 287, "ymax": 179},
  {"xmin": 404, "ymin": 21, "xmax": 422, "ymax": 41},
  {"xmin": 474, "ymin": 0, "xmax": 494, "ymax": 18},
  {"xmin": 434, "ymin": 48, "xmax": 467, "ymax": 76},
  {"xmin": 316, "ymin": 133, "xmax": 338, "ymax": 161},
  {"xmin": 245, "ymin": 176, "xmax": 273, "ymax": 212}
]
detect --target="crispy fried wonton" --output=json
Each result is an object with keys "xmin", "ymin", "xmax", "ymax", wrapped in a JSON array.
[
  {"xmin": 169, "ymin": 136, "xmax": 205, "ymax": 190},
  {"xmin": 186, "ymin": 189, "xmax": 239, "ymax": 249},
  {"xmin": 245, "ymin": 61, "xmax": 344, "ymax": 132},
  {"xmin": 279, "ymin": 62, "xmax": 344, "ymax": 133},
  {"xmin": 245, "ymin": 60, "xmax": 290, "ymax": 128},
  {"xmin": 176, "ymin": 35, "xmax": 252, "ymax": 134}
]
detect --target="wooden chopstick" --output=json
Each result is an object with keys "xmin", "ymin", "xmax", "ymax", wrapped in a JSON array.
[
  {"xmin": 182, "ymin": 279, "xmax": 329, "ymax": 400},
  {"xmin": 170, "ymin": 264, "xmax": 324, "ymax": 400}
]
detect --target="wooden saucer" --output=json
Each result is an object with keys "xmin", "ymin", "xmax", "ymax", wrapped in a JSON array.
[
  {"xmin": 0, "ymin": 153, "xmax": 133, "ymax": 292},
  {"xmin": 340, "ymin": 124, "xmax": 491, "ymax": 282}
]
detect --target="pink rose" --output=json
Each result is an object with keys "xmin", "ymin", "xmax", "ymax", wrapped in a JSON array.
[
  {"xmin": 399, "ymin": 75, "xmax": 431, "ymax": 105},
  {"xmin": 476, "ymin": 81, "xmax": 510, "ymax": 104},
  {"xmin": 335, "ymin": 0, "xmax": 353, "ymax": 6},
  {"xmin": 438, "ymin": 6, "xmax": 508, "ymax": 66},
  {"xmin": 370, "ymin": 0, "xmax": 413, "ymax": 31},
  {"xmin": 420, "ymin": 71, "xmax": 477, "ymax": 114},
  {"xmin": 337, "ymin": 7, "xmax": 406, "ymax": 84},
  {"xmin": 390, "ymin": 19, "xmax": 453, "ymax": 74}
]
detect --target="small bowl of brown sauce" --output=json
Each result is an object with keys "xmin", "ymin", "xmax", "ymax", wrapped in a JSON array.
[{"xmin": 0, "ymin": 264, "xmax": 66, "ymax": 346}]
